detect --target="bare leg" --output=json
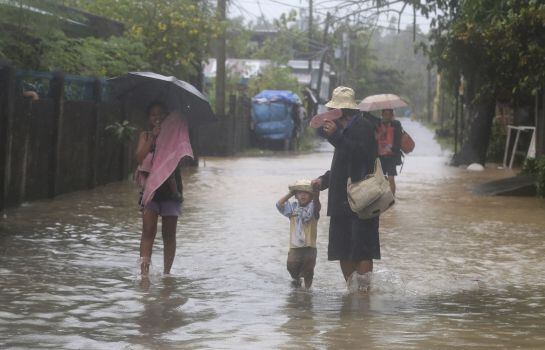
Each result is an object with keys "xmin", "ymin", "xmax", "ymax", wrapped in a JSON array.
[
  {"xmin": 140, "ymin": 209, "xmax": 159, "ymax": 275},
  {"xmin": 340, "ymin": 260, "xmax": 357, "ymax": 281},
  {"xmin": 161, "ymin": 216, "xmax": 178, "ymax": 274},
  {"xmin": 303, "ymin": 271, "xmax": 314, "ymax": 289},
  {"xmin": 351, "ymin": 260, "xmax": 373, "ymax": 292},
  {"xmin": 301, "ymin": 249, "xmax": 317, "ymax": 289},
  {"xmin": 388, "ymin": 175, "xmax": 396, "ymax": 195},
  {"xmin": 341, "ymin": 260, "xmax": 373, "ymax": 282},
  {"xmin": 355, "ymin": 259, "xmax": 373, "ymax": 274},
  {"xmin": 287, "ymin": 249, "xmax": 302, "ymax": 286}
]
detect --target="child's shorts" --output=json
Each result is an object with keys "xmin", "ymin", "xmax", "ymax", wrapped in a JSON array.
[
  {"xmin": 144, "ymin": 200, "xmax": 182, "ymax": 217},
  {"xmin": 287, "ymin": 247, "xmax": 317, "ymax": 279}
]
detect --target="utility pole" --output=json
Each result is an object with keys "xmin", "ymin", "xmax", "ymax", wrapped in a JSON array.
[
  {"xmin": 215, "ymin": 0, "xmax": 226, "ymax": 117},
  {"xmin": 459, "ymin": 75, "xmax": 465, "ymax": 145},
  {"xmin": 535, "ymin": 87, "xmax": 545, "ymax": 157},
  {"xmin": 341, "ymin": 30, "xmax": 349, "ymax": 85},
  {"xmin": 539, "ymin": 88, "xmax": 545, "ymax": 157},
  {"xmin": 316, "ymin": 12, "xmax": 330, "ymax": 104},
  {"xmin": 454, "ymin": 88, "xmax": 459, "ymax": 155},
  {"xmin": 308, "ymin": 0, "xmax": 313, "ymax": 72}
]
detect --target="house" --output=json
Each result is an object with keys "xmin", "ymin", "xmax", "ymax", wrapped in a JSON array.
[{"xmin": 203, "ymin": 58, "xmax": 332, "ymax": 102}]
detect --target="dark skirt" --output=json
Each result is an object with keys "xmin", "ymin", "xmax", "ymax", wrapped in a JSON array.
[{"xmin": 328, "ymin": 215, "xmax": 380, "ymax": 261}]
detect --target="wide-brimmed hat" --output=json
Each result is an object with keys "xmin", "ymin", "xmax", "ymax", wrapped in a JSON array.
[
  {"xmin": 289, "ymin": 179, "xmax": 313, "ymax": 193},
  {"xmin": 325, "ymin": 86, "xmax": 359, "ymax": 109}
]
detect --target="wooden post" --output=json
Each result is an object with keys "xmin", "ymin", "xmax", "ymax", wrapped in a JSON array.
[
  {"xmin": 439, "ymin": 80, "xmax": 445, "ymax": 127},
  {"xmin": 229, "ymin": 94, "xmax": 237, "ymax": 154},
  {"xmin": 49, "ymin": 71, "xmax": 65, "ymax": 197},
  {"xmin": 459, "ymin": 76, "xmax": 465, "ymax": 148},
  {"xmin": 427, "ymin": 66, "xmax": 432, "ymax": 122},
  {"xmin": 308, "ymin": 0, "xmax": 313, "ymax": 72},
  {"xmin": 0, "ymin": 65, "xmax": 15, "ymax": 211},
  {"xmin": 316, "ymin": 12, "xmax": 330, "ymax": 103},
  {"xmin": 88, "ymin": 78, "xmax": 102, "ymax": 189},
  {"xmin": 215, "ymin": 0, "xmax": 226, "ymax": 117},
  {"xmin": 460, "ymin": 95, "xmax": 465, "ymax": 146},
  {"xmin": 19, "ymin": 99, "xmax": 32, "ymax": 202},
  {"xmin": 119, "ymin": 98, "xmax": 128, "ymax": 181},
  {"xmin": 537, "ymin": 89, "xmax": 545, "ymax": 157},
  {"xmin": 454, "ymin": 91, "xmax": 459, "ymax": 155}
]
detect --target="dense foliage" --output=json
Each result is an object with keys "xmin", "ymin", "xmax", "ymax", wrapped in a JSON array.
[
  {"xmin": 248, "ymin": 65, "xmax": 301, "ymax": 97},
  {"xmin": 427, "ymin": 0, "xmax": 545, "ymax": 97},
  {"xmin": 419, "ymin": 0, "xmax": 545, "ymax": 164},
  {"xmin": 0, "ymin": 1, "xmax": 148, "ymax": 76},
  {"xmin": 0, "ymin": 0, "xmax": 218, "ymax": 79},
  {"xmin": 67, "ymin": 0, "xmax": 219, "ymax": 79},
  {"xmin": 367, "ymin": 25, "xmax": 429, "ymax": 116},
  {"xmin": 522, "ymin": 156, "xmax": 545, "ymax": 197}
]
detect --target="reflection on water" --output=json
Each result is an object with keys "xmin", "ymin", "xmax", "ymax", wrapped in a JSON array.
[{"xmin": 1, "ymin": 117, "xmax": 545, "ymax": 349}]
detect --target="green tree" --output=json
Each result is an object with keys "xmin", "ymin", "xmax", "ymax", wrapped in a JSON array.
[
  {"xmin": 251, "ymin": 10, "xmax": 324, "ymax": 64},
  {"xmin": 226, "ymin": 16, "xmax": 253, "ymax": 59},
  {"xmin": 0, "ymin": 0, "xmax": 149, "ymax": 75},
  {"xmin": 329, "ymin": 23, "xmax": 405, "ymax": 103},
  {"xmin": 425, "ymin": 0, "xmax": 545, "ymax": 164},
  {"xmin": 248, "ymin": 65, "xmax": 301, "ymax": 97},
  {"xmin": 0, "ymin": 0, "xmax": 67, "ymax": 69},
  {"xmin": 369, "ymin": 25, "xmax": 430, "ymax": 118},
  {"xmin": 68, "ymin": 0, "xmax": 219, "ymax": 79}
]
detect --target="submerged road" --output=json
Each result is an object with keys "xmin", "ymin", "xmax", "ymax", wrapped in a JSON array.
[{"xmin": 2, "ymin": 118, "xmax": 545, "ymax": 349}]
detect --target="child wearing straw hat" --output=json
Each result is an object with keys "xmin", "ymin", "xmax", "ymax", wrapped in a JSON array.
[{"xmin": 276, "ymin": 179, "xmax": 321, "ymax": 289}]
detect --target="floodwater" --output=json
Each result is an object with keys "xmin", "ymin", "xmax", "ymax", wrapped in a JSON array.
[{"xmin": 1, "ymin": 118, "xmax": 545, "ymax": 349}]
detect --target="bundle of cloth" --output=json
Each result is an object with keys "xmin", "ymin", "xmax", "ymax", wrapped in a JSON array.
[{"xmin": 136, "ymin": 111, "xmax": 193, "ymax": 206}]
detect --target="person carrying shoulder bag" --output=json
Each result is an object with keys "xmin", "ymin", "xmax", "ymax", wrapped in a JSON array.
[{"xmin": 311, "ymin": 86, "xmax": 380, "ymax": 291}]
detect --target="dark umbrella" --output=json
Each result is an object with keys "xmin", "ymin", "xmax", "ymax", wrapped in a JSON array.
[{"xmin": 107, "ymin": 71, "xmax": 216, "ymax": 126}]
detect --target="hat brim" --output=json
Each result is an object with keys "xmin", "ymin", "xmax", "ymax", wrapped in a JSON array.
[
  {"xmin": 324, "ymin": 101, "xmax": 359, "ymax": 109},
  {"xmin": 289, "ymin": 184, "xmax": 313, "ymax": 193}
]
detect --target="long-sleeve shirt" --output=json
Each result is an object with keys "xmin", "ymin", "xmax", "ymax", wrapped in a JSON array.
[{"xmin": 318, "ymin": 114, "xmax": 378, "ymax": 217}]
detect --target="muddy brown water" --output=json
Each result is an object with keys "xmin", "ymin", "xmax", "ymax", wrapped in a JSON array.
[{"xmin": 1, "ymin": 118, "xmax": 545, "ymax": 349}]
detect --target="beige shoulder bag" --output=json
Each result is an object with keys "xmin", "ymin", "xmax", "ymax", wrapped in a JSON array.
[{"xmin": 347, "ymin": 158, "xmax": 395, "ymax": 219}]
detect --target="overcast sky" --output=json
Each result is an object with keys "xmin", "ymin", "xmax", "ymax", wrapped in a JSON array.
[{"xmin": 229, "ymin": 0, "xmax": 433, "ymax": 33}]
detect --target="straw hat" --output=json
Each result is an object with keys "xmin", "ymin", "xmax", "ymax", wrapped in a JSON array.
[
  {"xmin": 289, "ymin": 179, "xmax": 313, "ymax": 193},
  {"xmin": 325, "ymin": 86, "xmax": 359, "ymax": 109}
]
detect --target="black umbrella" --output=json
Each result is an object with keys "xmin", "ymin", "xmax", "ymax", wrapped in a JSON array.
[{"xmin": 107, "ymin": 71, "xmax": 216, "ymax": 126}]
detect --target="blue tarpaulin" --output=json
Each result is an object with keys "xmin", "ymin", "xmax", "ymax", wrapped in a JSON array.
[
  {"xmin": 251, "ymin": 90, "xmax": 301, "ymax": 140},
  {"xmin": 252, "ymin": 90, "xmax": 301, "ymax": 105}
]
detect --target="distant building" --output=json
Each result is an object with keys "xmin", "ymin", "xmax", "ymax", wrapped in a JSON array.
[{"xmin": 204, "ymin": 58, "xmax": 332, "ymax": 102}]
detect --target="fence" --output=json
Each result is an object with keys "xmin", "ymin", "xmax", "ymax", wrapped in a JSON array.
[
  {"xmin": 1, "ymin": 64, "xmax": 254, "ymax": 210},
  {"xmin": 0, "ymin": 65, "xmax": 135, "ymax": 211},
  {"xmin": 195, "ymin": 93, "xmax": 252, "ymax": 156}
]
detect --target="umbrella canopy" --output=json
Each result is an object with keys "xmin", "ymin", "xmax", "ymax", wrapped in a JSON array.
[
  {"xmin": 107, "ymin": 72, "xmax": 216, "ymax": 126},
  {"xmin": 358, "ymin": 94, "xmax": 408, "ymax": 111}
]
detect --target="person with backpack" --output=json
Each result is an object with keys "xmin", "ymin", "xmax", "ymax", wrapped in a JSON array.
[{"xmin": 376, "ymin": 108, "xmax": 403, "ymax": 195}]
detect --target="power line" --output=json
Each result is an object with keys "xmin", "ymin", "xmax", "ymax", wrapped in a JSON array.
[
  {"xmin": 256, "ymin": 0, "xmax": 266, "ymax": 19},
  {"xmin": 230, "ymin": 0, "xmax": 261, "ymax": 19},
  {"xmin": 230, "ymin": 0, "xmax": 429, "ymax": 41}
]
